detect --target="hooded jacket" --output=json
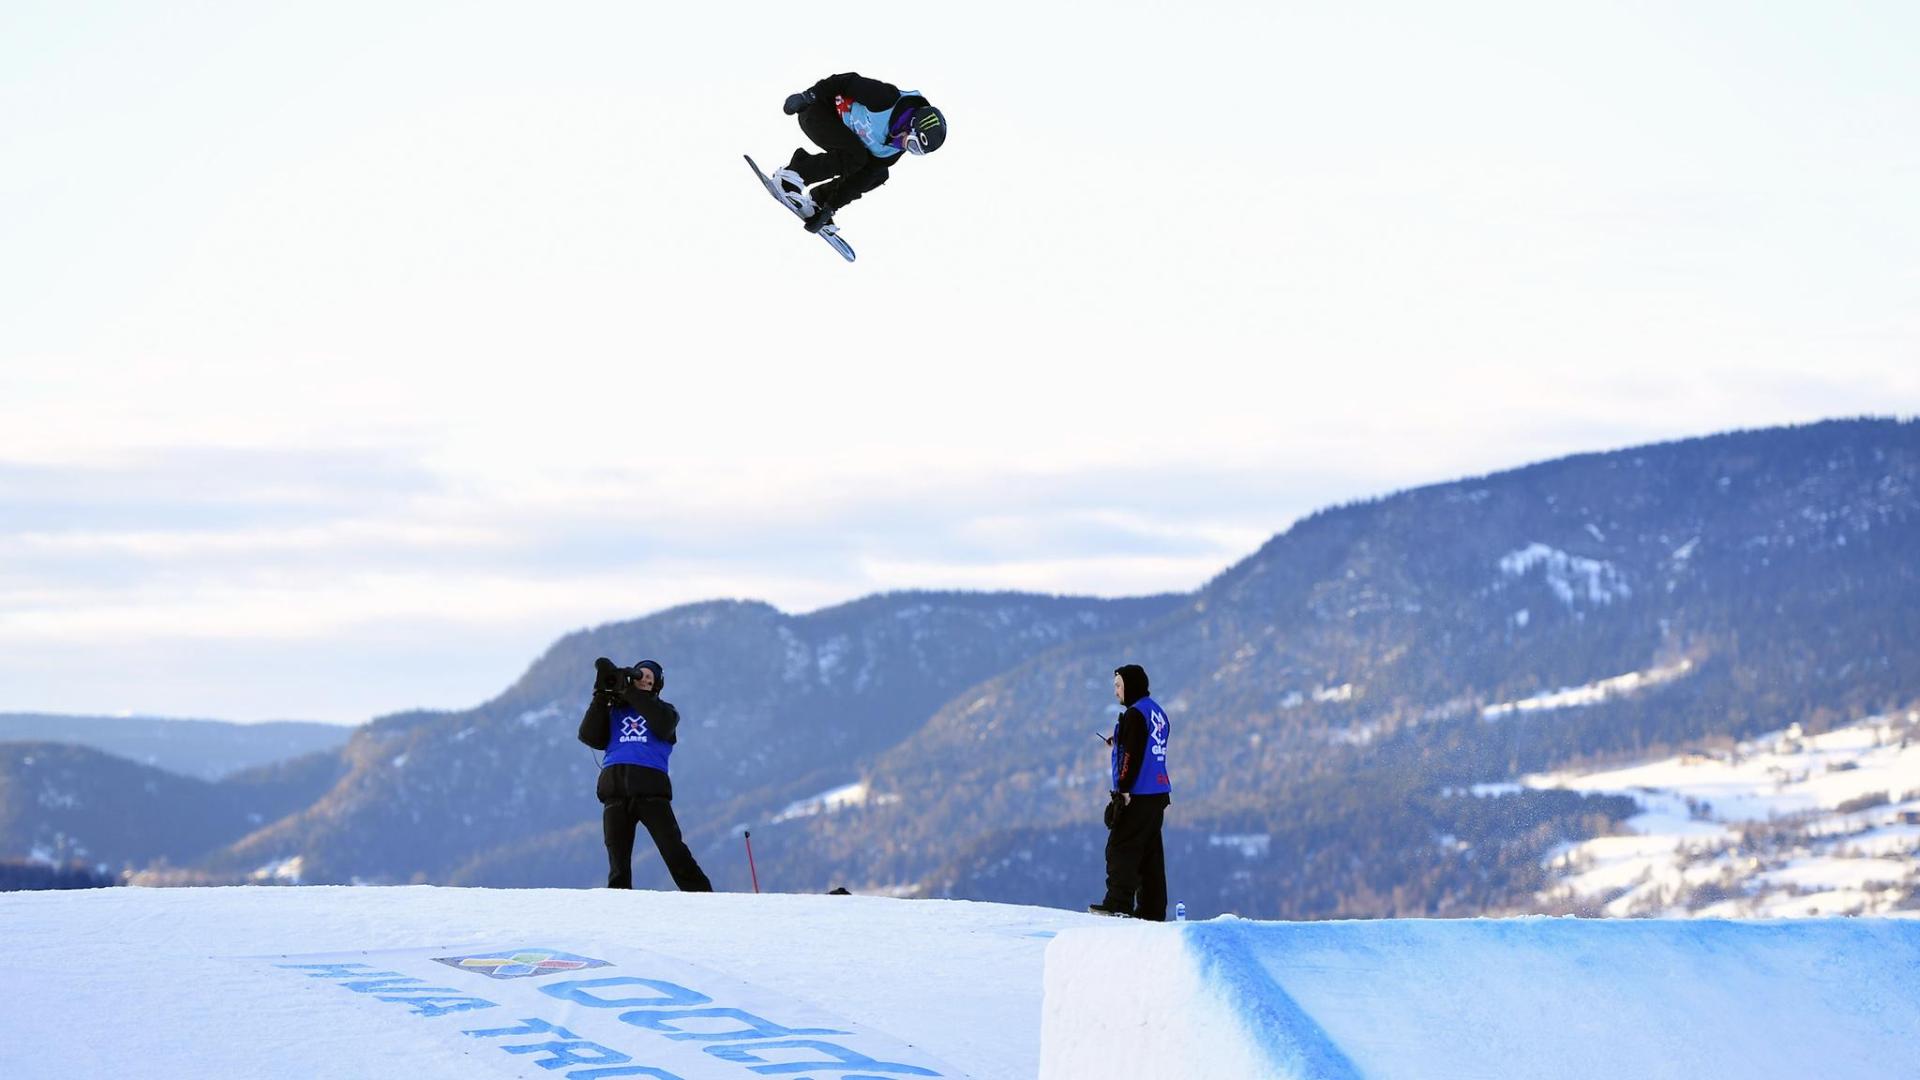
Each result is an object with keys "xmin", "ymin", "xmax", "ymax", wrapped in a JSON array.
[{"xmin": 1110, "ymin": 665, "xmax": 1168, "ymax": 795}]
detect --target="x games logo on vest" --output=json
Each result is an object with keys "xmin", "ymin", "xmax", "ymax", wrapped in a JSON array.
[
  {"xmin": 605, "ymin": 705, "xmax": 674, "ymax": 772},
  {"xmin": 433, "ymin": 949, "xmax": 610, "ymax": 980},
  {"xmin": 1112, "ymin": 695, "xmax": 1172, "ymax": 795}
]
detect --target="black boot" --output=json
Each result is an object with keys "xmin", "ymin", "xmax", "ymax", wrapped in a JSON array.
[{"xmin": 804, "ymin": 203, "xmax": 836, "ymax": 234}]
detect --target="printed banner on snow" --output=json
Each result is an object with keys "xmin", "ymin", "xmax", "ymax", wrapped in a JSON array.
[{"xmin": 242, "ymin": 942, "xmax": 964, "ymax": 1079}]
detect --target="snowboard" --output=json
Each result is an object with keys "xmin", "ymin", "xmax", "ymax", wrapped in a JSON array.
[{"xmin": 745, "ymin": 154, "xmax": 856, "ymax": 263}]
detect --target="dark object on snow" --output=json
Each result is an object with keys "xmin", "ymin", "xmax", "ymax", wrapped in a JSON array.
[
  {"xmin": 0, "ymin": 860, "xmax": 118, "ymax": 892},
  {"xmin": 828, "ymin": 886, "xmax": 851, "ymax": 895}
]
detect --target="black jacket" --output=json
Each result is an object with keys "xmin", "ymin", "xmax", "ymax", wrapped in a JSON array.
[
  {"xmin": 1111, "ymin": 705, "xmax": 1149, "ymax": 793},
  {"xmin": 809, "ymin": 72, "xmax": 926, "ymax": 115},
  {"xmin": 800, "ymin": 72, "xmax": 930, "ymax": 211},
  {"xmin": 579, "ymin": 686, "xmax": 682, "ymax": 802}
]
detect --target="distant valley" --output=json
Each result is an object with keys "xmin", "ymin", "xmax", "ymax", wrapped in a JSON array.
[{"xmin": 0, "ymin": 714, "xmax": 349, "ymax": 781}]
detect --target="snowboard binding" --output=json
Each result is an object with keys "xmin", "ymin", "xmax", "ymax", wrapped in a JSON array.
[
  {"xmin": 769, "ymin": 167, "xmax": 816, "ymax": 218},
  {"xmin": 745, "ymin": 155, "xmax": 855, "ymax": 262}
]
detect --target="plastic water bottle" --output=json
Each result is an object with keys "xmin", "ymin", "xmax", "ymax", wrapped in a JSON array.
[{"xmin": 1175, "ymin": 902, "xmax": 1187, "ymax": 922}]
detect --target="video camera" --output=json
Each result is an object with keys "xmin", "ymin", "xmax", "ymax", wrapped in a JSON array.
[{"xmin": 593, "ymin": 657, "xmax": 629, "ymax": 693}]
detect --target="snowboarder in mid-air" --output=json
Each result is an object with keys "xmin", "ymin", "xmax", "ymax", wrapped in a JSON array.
[{"xmin": 771, "ymin": 73, "xmax": 946, "ymax": 235}]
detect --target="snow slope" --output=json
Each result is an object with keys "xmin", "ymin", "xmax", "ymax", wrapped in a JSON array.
[
  {"xmin": 0, "ymin": 886, "xmax": 1077, "ymax": 1080},
  {"xmin": 1043, "ymin": 917, "xmax": 1920, "ymax": 1079},
  {"xmin": 9, "ymin": 887, "xmax": 1920, "ymax": 1079}
]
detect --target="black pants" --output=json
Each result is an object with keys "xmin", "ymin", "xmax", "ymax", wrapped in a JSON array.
[
  {"xmin": 603, "ymin": 795, "xmax": 712, "ymax": 892},
  {"xmin": 1101, "ymin": 793, "xmax": 1169, "ymax": 920},
  {"xmin": 787, "ymin": 102, "xmax": 892, "ymax": 212}
]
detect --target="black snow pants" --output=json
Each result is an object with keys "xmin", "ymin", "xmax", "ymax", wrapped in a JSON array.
[
  {"xmin": 1100, "ymin": 793, "xmax": 1170, "ymax": 921},
  {"xmin": 788, "ymin": 102, "xmax": 893, "ymax": 212},
  {"xmin": 603, "ymin": 795, "xmax": 712, "ymax": 892}
]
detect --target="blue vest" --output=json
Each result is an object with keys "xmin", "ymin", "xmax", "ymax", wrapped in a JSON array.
[
  {"xmin": 602, "ymin": 704, "xmax": 672, "ymax": 774},
  {"xmin": 1112, "ymin": 695, "xmax": 1171, "ymax": 795},
  {"xmin": 838, "ymin": 90, "xmax": 921, "ymax": 159}
]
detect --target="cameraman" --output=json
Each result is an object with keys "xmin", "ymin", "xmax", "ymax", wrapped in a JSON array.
[{"xmin": 578, "ymin": 657, "xmax": 713, "ymax": 892}]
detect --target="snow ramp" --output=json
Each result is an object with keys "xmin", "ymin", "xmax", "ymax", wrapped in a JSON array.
[{"xmin": 1040, "ymin": 917, "xmax": 1920, "ymax": 1079}]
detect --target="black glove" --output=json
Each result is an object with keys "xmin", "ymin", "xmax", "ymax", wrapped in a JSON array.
[
  {"xmin": 783, "ymin": 90, "xmax": 816, "ymax": 115},
  {"xmin": 1104, "ymin": 792, "xmax": 1125, "ymax": 830}
]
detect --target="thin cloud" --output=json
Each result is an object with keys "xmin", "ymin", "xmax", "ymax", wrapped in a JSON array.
[{"xmin": 6, "ymin": 521, "xmax": 512, "ymax": 558}]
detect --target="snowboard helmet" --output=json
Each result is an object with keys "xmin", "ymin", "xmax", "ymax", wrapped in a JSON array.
[
  {"xmin": 901, "ymin": 105, "xmax": 946, "ymax": 155},
  {"xmin": 631, "ymin": 660, "xmax": 665, "ymax": 692}
]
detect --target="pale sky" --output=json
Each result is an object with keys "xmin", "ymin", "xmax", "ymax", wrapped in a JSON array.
[{"xmin": 3, "ymin": 1, "xmax": 1916, "ymax": 723}]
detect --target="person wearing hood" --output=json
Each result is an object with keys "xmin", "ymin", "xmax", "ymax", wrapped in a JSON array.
[
  {"xmin": 578, "ymin": 657, "xmax": 713, "ymax": 892},
  {"xmin": 769, "ymin": 72, "xmax": 947, "ymax": 234},
  {"xmin": 1090, "ymin": 663, "xmax": 1172, "ymax": 920}
]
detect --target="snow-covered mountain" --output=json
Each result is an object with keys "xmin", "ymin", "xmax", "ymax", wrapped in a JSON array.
[
  {"xmin": 0, "ymin": 741, "xmax": 345, "ymax": 872},
  {"xmin": 786, "ymin": 418, "xmax": 1920, "ymax": 916},
  {"xmin": 199, "ymin": 592, "xmax": 1185, "ymax": 887},
  {"xmin": 5, "ymin": 419, "xmax": 1917, "ymax": 921}
]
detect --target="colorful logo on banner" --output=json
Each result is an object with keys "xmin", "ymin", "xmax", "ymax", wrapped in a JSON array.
[{"xmin": 435, "ymin": 949, "xmax": 610, "ymax": 980}]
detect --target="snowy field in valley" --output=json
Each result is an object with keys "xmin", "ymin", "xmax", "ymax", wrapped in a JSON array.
[
  {"xmin": 1482, "ymin": 710, "xmax": 1920, "ymax": 917},
  {"xmin": 8, "ymin": 885, "xmax": 1920, "ymax": 1079}
]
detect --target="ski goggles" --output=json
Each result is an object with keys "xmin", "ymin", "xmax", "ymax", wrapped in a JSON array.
[{"xmin": 892, "ymin": 109, "xmax": 940, "ymax": 155}]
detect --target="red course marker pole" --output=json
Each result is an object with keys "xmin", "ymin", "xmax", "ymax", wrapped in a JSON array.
[{"xmin": 744, "ymin": 830, "xmax": 760, "ymax": 894}]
